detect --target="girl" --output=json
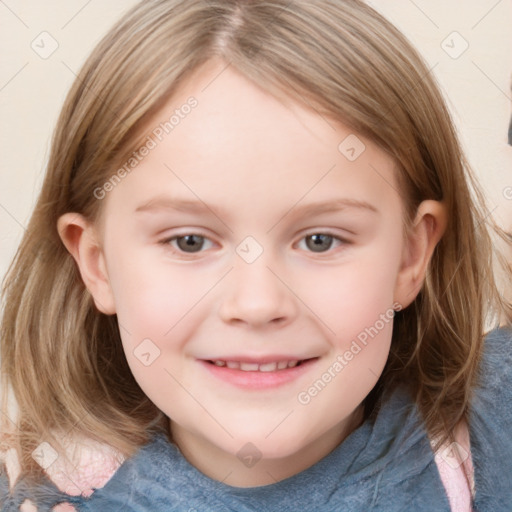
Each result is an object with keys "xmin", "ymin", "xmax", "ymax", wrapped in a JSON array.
[{"xmin": 1, "ymin": 0, "xmax": 511, "ymax": 510}]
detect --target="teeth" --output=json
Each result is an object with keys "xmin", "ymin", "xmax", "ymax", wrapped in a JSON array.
[
  {"xmin": 259, "ymin": 362, "xmax": 277, "ymax": 372},
  {"xmin": 210, "ymin": 360, "xmax": 302, "ymax": 371},
  {"xmin": 239, "ymin": 362, "xmax": 259, "ymax": 371}
]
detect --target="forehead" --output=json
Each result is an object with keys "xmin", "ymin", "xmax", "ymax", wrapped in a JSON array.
[{"xmin": 102, "ymin": 59, "xmax": 401, "ymax": 224}]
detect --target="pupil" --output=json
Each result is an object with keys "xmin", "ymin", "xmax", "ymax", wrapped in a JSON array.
[{"xmin": 307, "ymin": 234, "xmax": 332, "ymax": 252}]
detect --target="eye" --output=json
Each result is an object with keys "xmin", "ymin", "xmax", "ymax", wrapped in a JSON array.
[
  {"xmin": 298, "ymin": 232, "xmax": 348, "ymax": 253},
  {"xmin": 159, "ymin": 231, "xmax": 349, "ymax": 256},
  {"xmin": 160, "ymin": 234, "xmax": 214, "ymax": 254}
]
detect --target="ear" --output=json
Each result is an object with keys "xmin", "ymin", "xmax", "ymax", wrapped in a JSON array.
[
  {"xmin": 57, "ymin": 212, "xmax": 116, "ymax": 315},
  {"xmin": 393, "ymin": 200, "xmax": 447, "ymax": 308}
]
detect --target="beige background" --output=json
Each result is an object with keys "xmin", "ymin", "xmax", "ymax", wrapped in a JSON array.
[{"xmin": 0, "ymin": 0, "xmax": 511, "ymax": 283}]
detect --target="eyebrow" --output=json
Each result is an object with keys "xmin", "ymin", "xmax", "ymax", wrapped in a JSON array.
[{"xmin": 134, "ymin": 196, "xmax": 379, "ymax": 218}]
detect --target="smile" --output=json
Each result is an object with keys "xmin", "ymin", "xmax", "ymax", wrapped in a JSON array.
[
  {"xmin": 208, "ymin": 360, "xmax": 303, "ymax": 371},
  {"xmin": 201, "ymin": 357, "xmax": 319, "ymax": 390}
]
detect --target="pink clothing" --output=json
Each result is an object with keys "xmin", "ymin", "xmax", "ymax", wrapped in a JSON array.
[
  {"xmin": 435, "ymin": 453, "xmax": 474, "ymax": 512},
  {"xmin": 4, "ymin": 436, "xmax": 124, "ymax": 512},
  {"xmin": 432, "ymin": 420, "xmax": 475, "ymax": 512}
]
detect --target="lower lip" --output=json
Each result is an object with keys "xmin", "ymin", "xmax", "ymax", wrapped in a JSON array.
[{"xmin": 199, "ymin": 359, "xmax": 318, "ymax": 390}]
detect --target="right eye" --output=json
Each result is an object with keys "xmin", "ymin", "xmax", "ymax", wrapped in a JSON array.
[{"xmin": 160, "ymin": 234, "xmax": 215, "ymax": 254}]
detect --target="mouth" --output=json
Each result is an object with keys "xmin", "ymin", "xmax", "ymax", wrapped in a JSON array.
[
  {"xmin": 206, "ymin": 359, "xmax": 313, "ymax": 372},
  {"xmin": 200, "ymin": 357, "xmax": 319, "ymax": 389}
]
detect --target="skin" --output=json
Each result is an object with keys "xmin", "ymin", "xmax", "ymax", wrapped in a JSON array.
[{"xmin": 58, "ymin": 58, "xmax": 446, "ymax": 488}]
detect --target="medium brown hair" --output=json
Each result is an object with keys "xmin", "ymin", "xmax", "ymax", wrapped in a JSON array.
[{"xmin": 1, "ymin": 0, "xmax": 511, "ymax": 484}]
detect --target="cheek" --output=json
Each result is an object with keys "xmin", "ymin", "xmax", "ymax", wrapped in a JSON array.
[
  {"xmin": 104, "ymin": 246, "xmax": 220, "ymax": 386},
  {"xmin": 106, "ymin": 246, "xmax": 205, "ymax": 335},
  {"xmin": 106, "ymin": 257, "xmax": 201, "ymax": 413},
  {"xmin": 295, "ymin": 254, "xmax": 398, "ymax": 421},
  {"xmin": 302, "ymin": 248, "xmax": 401, "ymax": 342}
]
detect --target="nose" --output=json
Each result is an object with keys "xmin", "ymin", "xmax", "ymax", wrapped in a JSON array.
[{"xmin": 218, "ymin": 249, "xmax": 298, "ymax": 329}]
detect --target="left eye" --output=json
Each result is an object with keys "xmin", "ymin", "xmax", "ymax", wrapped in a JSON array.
[{"xmin": 297, "ymin": 233, "xmax": 345, "ymax": 253}]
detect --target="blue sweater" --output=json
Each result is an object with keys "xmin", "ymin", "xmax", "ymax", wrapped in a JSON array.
[{"xmin": 1, "ymin": 327, "xmax": 511, "ymax": 511}]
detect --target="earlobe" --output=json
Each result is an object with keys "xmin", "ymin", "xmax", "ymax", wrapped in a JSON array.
[
  {"xmin": 394, "ymin": 200, "xmax": 447, "ymax": 308},
  {"xmin": 57, "ymin": 213, "xmax": 116, "ymax": 315}
]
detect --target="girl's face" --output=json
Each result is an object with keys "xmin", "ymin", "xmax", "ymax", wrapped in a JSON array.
[{"xmin": 85, "ymin": 59, "xmax": 425, "ymax": 485}]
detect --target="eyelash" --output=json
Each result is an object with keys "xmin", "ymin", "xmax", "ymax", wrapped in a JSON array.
[{"xmin": 158, "ymin": 231, "xmax": 350, "ymax": 257}]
